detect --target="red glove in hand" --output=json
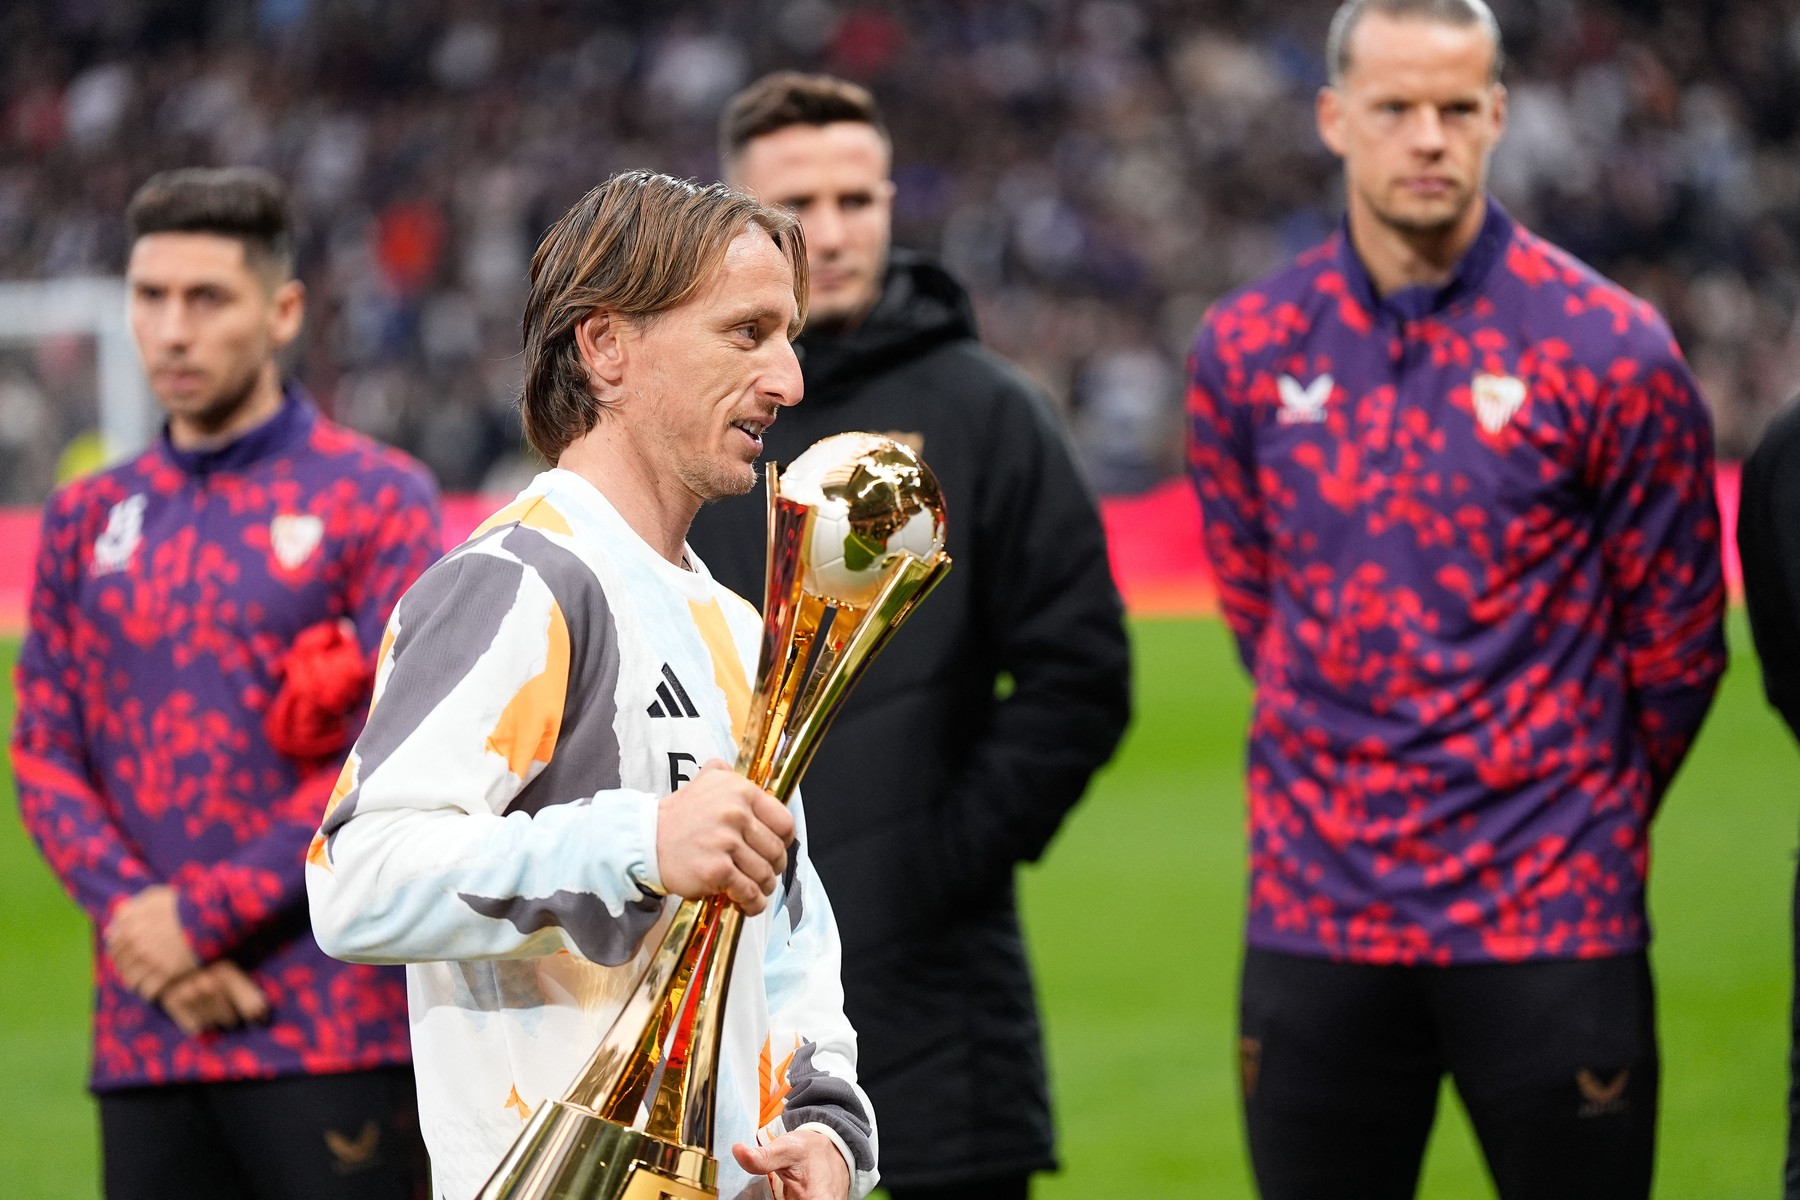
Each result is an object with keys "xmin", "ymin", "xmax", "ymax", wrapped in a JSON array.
[{"xmin": 264, "ymin": 619, "xmax": 375, "ymax": 762}]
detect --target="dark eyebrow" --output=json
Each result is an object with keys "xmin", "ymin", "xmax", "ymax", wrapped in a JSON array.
[
  {"xmin": 130, "ymin": 275, "xmax": 238, "ymax": 294},
  {"xmin": 722, "ymin": 305, "xmax": 785, "ymax": 329}
]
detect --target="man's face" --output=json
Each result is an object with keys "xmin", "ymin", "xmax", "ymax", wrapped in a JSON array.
[
  {"xmin": 618, "ymin": 228, "xmax": 803, "ymax": 503},
  {"xmin": 1318, "ymin": 13, "xmax": 1506, "ymax": 240},
  {"xmin": 127, "ymin": 232, "xmax": 301, "ymax": 437},
  {"xmin": 731, "ymin": 122, "xmax": 894, "ymax": 330}
]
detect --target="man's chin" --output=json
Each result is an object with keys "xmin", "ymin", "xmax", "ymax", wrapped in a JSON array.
[
  {"xmin": 695, "ymin": 463, "xmax": 759, "ymax": 504},
  {"xmin": 156, "ymin": 388, "xmax": 214, "ymax": 416},
  {"xmin": 1379, "ymin": 195, "xmax": 1475, "ymax": 237},
  {"xmin": 159, "ymin": 378, "xmax": 262, "ymax": 434},
  {"xmin": 805, "ymin": 287, "xmax": 878, "ymax": 333}
]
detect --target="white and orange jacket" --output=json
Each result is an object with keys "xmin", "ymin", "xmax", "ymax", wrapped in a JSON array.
[{"xmin": 306, "ymin": 469, "xmax": 878, "ymax": 1200}]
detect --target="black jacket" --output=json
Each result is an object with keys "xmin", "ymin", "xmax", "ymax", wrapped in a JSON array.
[
  {"xmin": 687, "ymin": 252, "xmax": 1131, "ymax": 1186},
  {"xmin": 1741, "ymin": 399, "xmax": 1800, "ymax": 743}
]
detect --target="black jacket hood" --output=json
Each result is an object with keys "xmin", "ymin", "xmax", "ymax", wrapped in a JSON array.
[{"xmin": 796, "ymin": 248, "xmax": 978, "ymax": 401}]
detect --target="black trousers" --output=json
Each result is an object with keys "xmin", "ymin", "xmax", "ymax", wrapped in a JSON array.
[
  {"xmin": 1239, "ymin": 948, "xmax": 1658, "ymax": 1200},
  {"xmin": 884, "ymin": 1175, "xmax": 1030, "ymax": 1200},
  {"xmin": 99, "ymin": 1067, "xmax": 428, "ymax": 1200}
]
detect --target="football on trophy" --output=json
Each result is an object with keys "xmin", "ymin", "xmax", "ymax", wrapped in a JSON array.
[{"xmin": 778, "ymin": 432, "xmax": 948, "ymax": 607}]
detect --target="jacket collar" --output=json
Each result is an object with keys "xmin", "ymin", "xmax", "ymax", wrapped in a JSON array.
[
  {"xmin": 158, "ymin": 381, "xmax": 315, "ymax": 477},
  {"xmin": 1336, "ymin": 195, "xmax": 1513, "ymax": 322}
]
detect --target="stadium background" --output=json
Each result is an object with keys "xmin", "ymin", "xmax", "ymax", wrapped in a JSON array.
[{"xmin": 1, "ymin": 1, "xmax": 1798, "ymax": 1196}]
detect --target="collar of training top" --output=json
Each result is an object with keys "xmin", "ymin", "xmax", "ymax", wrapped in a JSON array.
[
  {"xmin": 1337, "ymin": 194, "xmax": 1514, "ymax": 324},
  {"xmin": 159, "ymin": 380, "xmax": 317, "ymax": 477}
]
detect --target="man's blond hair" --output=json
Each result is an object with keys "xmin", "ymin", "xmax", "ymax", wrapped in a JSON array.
[{"xmin": 520, "ymin": 170, "xmax": 807, "ymax": 461}]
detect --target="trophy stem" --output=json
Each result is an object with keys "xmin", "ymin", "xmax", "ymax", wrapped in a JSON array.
[
  {"xmin": 736, "ymin": 481, "xmax": 818, "ymax": 788},
  {"xmin": 560, "ymin": 899, "xmax": 708, "ymax": 1118},
  {"xmin": 765, "ymin": 553, "xmax": 952, "ymax": 802},
  {"xmin": 645, "ymin": 899, "xmax": 745, "ymax": 1150}
]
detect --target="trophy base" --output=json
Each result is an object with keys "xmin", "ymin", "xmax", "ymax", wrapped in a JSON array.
[{"xmin": 478, "ymin": 1100, "xmax": 717, "ymax": 1200}]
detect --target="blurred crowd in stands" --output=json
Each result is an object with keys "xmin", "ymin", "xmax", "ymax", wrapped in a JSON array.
[{"xmin": 0, "ymin": 0, "xmax": 1798, "ymax": 503}]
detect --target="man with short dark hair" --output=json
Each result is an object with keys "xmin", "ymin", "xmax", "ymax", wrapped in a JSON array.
[
  {"xmin": 691, "ymin": 73, "xmax": 1132, "ymax": 1200},
  {"xmin": 714, "ymin": 73, "xmax": 895, "ymax": 335},
  {"xmin": 1186, "ymin": 3, "xmax": 1726, "ymax": 1197},
  {"xmin": 12, "ymin": 166, "xmax": 440, "ymax": 1198},
  {"xmin": 308, "ymin": 170, "xmax": 876, "ymax": 1200}
]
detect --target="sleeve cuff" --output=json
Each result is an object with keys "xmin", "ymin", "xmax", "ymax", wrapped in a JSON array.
[
  {"xmin": 170, "ymin": 883, "xmax": 223, "ymax": 963},
  {"xmin": 609, "ymin": 788, "xmax": 665, "ymax": 897},
  {"xmin": 170, "ymin": 867, "xmax": 236, "ymax": 962}
]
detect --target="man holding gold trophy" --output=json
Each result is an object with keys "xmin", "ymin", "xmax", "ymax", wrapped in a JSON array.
[{"xmin": 306, "ymin": 171, "xmax": 947, "ymax": 1200}]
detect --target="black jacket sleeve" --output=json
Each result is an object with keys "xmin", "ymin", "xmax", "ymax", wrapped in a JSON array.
[
  {"xmin": 1740, "ymin": 405, "xmax": 1800, "ymax": 743},
  {"xmin": 928, "ymin": 370, "xmax": 1132, "ymax": 900}
]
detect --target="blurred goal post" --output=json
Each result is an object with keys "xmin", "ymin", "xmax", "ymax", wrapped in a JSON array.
[{"xmin": 0, "ymin": 276, "xmax": 152, "ymax": 485}]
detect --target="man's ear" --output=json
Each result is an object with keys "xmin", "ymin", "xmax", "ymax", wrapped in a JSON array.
[
  {"xmin": 1317, "ymin": 86, "xmax": 1347, "ymax": 159},
  {"xmin": 269, "ymin": 279, "xmax": 305, "ymax": 350},
  {"xmin": 574, "ymin": 309, "xmax": 627, "ymax": 389}
]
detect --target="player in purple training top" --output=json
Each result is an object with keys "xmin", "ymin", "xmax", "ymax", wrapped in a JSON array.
[
  {"xmin": 11, "ymin": 169, "xmax": 439, "ymax": 1199},
  {"xmin": 1185, "ymin": 3, "xmax": 1726, "ymax": 1198}
]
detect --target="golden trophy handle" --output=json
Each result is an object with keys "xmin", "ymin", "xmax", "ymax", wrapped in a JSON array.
[{"xmin": 480, "ymin": 453, "xmax": 950, "ymax": 1200}]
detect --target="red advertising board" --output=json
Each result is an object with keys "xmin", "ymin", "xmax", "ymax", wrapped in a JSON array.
[{"xmin": 0, "ymin": 465, "xmax": 1747, "ymax": 634}]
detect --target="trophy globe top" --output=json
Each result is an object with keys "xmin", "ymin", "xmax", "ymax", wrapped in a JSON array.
[{"xmin": 778, "ymin": 432, "xmax": 948, "ymax": 608}]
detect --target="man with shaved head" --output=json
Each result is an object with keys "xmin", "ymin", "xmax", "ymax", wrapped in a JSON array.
[{"xmin": 1186, "ymin": 2, "xmax": 1726, "ymax": 1197}]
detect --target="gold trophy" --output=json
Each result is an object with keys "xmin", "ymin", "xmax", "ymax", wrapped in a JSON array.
[{"xmin": 479, "ymin": 432, "xmax": 952, "ymax": 1200}]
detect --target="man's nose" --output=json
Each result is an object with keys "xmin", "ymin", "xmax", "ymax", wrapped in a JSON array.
[
  {"xmin": 804, "ymin": 204, "xmax": 846, "ymax": 255},
  {"xmin": 764, "ymin": 338, "xmax": 804, "ymax": 408},
  {"xmin": 1409, "ymin": 108, "xmax": 1448, "ymax": 154},
  {"xmin": 151, "ymin": 299, "xmax": 194, "ymax": 348}
]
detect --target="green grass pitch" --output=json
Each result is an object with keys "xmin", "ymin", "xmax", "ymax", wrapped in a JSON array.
[{"xmin": 3, "ymin": 614, "xmax": 1797, "ymax": 1198}]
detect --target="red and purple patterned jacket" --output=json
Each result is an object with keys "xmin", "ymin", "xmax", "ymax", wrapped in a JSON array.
[
  {"xmin": 11, "ymin": 385, "xmax": 440, "ymax": 1089},
  {"xmin": 1187, "ymin": 200, "xmax": 1727, "ymax": 966}
]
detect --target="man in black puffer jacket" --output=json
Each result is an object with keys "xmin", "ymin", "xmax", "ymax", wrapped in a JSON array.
[
  {"xmin": 689, "ymin": 72, "xmax": 1132, "ymax": 1200},
  {"xmin": 1739, "ymin": 398, "xmax": 1800, "ymax": 1200}
]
